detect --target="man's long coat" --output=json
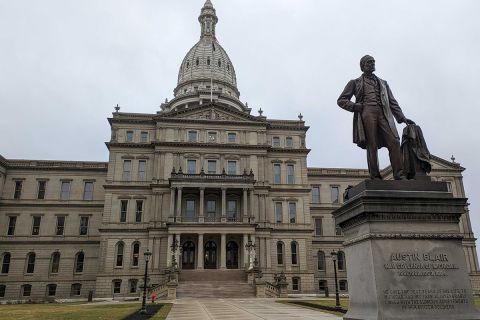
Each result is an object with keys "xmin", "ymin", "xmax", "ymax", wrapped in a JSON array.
[{"xmin": 337, "ymin": 75, "xmax": 406, "ymax": 149}]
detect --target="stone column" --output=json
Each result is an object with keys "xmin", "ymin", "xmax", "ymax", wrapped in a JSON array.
[
  {"xmin": 243, "ymin": 188, "xmax": 248, "ymax": 223},
  {"xmin": 221, "ymin": 187, "xmax": 227, "ymax": 222},
  {"xmin": 243, "ymin": 234, "xmax": 249, "ymax": 269},
  {"xmin": 175, "ymin": 234, "xmax": 181, "ymax": 269},
  {"xmin": 167, "ymin": 234, "xmax": 173, "ymax": 267},
  {"xmin": 220, "ymin": 233, "xmax": 226, "ymax": 269},
  {"xmin": 199, "ymin": 188, "xmax": 205, "ymax": 223},
  {"xmin": 266, "ymin": 237, "xmax": 271, "ymax": 269},
  {"xmin": 169, "ymin": 187, "xmax": 175, "ymax": 222},
  {"xmin": 197, "ymin": 234, "xmax": 204, "ymax": 269},
  {"xmin": 249, "ymin": 189, "xmax": 255, "ymax": 223},
  {"xmin": 176, "ymin": 187, "xmax": 182, "ymax": 221}
]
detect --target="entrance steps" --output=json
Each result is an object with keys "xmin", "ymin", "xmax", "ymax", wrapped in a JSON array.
[
  {"xmin": 178, "ymin": 269, "xmax": 246, "ymax": 282},
  {"xmin": 177, "ymin": 269, "xmax": 254, "ymax": 298}
]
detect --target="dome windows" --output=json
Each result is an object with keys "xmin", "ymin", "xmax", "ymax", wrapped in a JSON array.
[
  {"xmin": 227, "ymin": 63, "xmax": 230, "ymax": 72},
  {"xmin": 196, "ymin": 58, "xmax": 199, "ymax": 66},
  {"xmin": 207, "ymin": 57, "xmax": 211, "ymax": 66},
  {"xmin": 218, "ymin": 59, "xmax": 221, "ymax": 67},
  {"xmin": 186, "ymin": 61, "xmax": 190, "ymax": 68}
]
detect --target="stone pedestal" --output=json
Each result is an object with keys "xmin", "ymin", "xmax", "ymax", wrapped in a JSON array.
[{"xmin": 333, "ymin": 180, "xmax": 480, "ymax": 320}]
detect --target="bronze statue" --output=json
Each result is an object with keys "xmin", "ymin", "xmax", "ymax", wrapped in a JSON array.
[{"xmin": 337, "ymin": 55, "xmax": 415, "ymax": 180}]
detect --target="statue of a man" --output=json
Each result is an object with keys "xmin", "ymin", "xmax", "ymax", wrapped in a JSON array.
[{"xmin": 337, "ymin": 55, "xmax": 415, "ymax": 180}]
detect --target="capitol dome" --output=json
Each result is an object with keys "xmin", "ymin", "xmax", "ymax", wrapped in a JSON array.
[{"xmin": 164, "ymin": 0, "xmax": 247, "ymax": 113}]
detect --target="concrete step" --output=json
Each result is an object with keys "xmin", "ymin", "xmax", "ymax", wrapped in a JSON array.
[
  {"xmin": 176, "ymin": 281, "xmax": 255, "ymax": 298},
  {"xmin": 178, "ymin": 269, "xmax": 247, "ymax": 282}
]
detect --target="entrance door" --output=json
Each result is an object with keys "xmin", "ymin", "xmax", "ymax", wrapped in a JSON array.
[
  {"xmin": 226, "ymin": 241, "xmax": 239, "ymax": 269},
  {"xmin": 182, "ymin": 241, "xmax": 195, "ymax": 269},
  {"xmin": 204, "ymin": 241, "xmax": 217, "ymax": 269}
]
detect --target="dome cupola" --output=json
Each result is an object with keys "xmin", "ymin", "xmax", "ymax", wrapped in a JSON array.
[{"xmin": 163, "ymin": 0, "xmax": 247, "ymax": 113}]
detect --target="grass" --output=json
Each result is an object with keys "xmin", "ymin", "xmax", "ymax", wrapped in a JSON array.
[{"xmin": 0, "ymin": 302, "xmax": 172, "ymax": 320}]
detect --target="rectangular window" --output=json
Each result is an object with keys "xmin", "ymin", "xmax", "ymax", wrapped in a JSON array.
[
  {"xmin": 14, "ymin": 181, "xmax": 23, "ymax": 200},
  {"xmin": 113, "ymin": 280, "xmax": 122, "ymax": 294},
  {"xmin": 140, "ymin": 131, "xmax": 148, "ymax": 143},
  {"xmin": 138, "ymin": 160, "xmax": 146, "ymax": 181},
  {"xmin": 227, "ymin": 161, "xmax": 237, "ymax": 175},
  {"xmin": 56, "ymin": 216, "xmax": 65, "ymax": 236},
  {"xmin": 129, "ymin": 279, "xmax": 138, "ymax": 293},
  {"xmin": 120, "ymin": 200, "xmax": 128, "ymax": 222},
  {"xmin": 292, "ymin": 277, "xmax": 300, "ymax": 291},
  {"xmin": 122, "ymin": 160, "xmax": 131, "ymax": 181},
  {"xmin": 0, "ymin": 285, "xmax": 5, "ymax": 297},
  {"xmin": 446, "ymin": 181, "xmax": 453, "ymax": 193},
  {"xmin": 312, "ymin": 186, "xmax": 320, "ymax": 203},
  {"xmin": 188, "ymin": 130, "xmax": 197, "ymax": 142},
  {"xmin": 83, "ymin": 182, "xmax": 94, "ymax": 200},
  {"xmin": 47, "ymin": 284, "xmax": 57, "ymax": 296},
  {"xmin": 331, "ymin": 186, "xmax": 339, "ymax": 204},
  {"xmin": 315, "ymin": 218, "xmax": 322, "ymax": 236},
  {"xmin": 319, "ymin": 280, "xmax": 327, "ymax": 292},
  {"xmin": 22, "ymin": 285, "xmax": 32, "ymax": 297},
  {"xmin": 227, "ymin": 200, "xmax": 237, "ymax": 221},
  {"xmin": 207, "ymin": 200, "xmax": 216, "ymax": 221},
  {"xmin": 185, "ymin": 200, "xmax": 196, "ymax": 221},
  {"xmin": 135, "ymin": 200, "xmax": 143, "ymax": 223},
  {"xmin": 207, "ymin": 160, "xmax": 217, "ymax": 174},
  {"xmin": 287, "ymin": 165, "xmax": 294, "ymax": 184},
  {"xmin": 71, "ymin": 284, "xmax": 81, "ymax": 296},
  {"xmin": 275, "ymin": 202, "xmax": 283, "ymax": 223},
  {"xmin": 32, "ymin": 216, "xmax": 41, "ymax": 235},
  {"xmin": 207, "ymin": 131, "xmax": 217, "ymax": 142},
  {"xmin": 79, "ymin": 216, "xmax": 89, "ymax": 235},
  {"xmin": 187, "ymin": 160, "xmax": 196, "ymax": 174},
  {"xmin": 288, "ymin": 202, "xmax": 296, "ymax": 223},
  {"xmin": 7, "ymin": 216, "xmax": 16, "ymax": 235},
  {"xmin": 60, "ymin": 181, "xmax": 71, "ymax": 200},
  {"xmin": 37, "ymin": 181, "xmax": 46, "ymax": 199},
  {"xmin": 335, "ymin": 226, "xmax": 343, "ymax": 236},
  {"xmin": 227, "ymin": 132, "xmax": 237, "ymax": 143},
  {"xmin": 126, "ymin": 131, "xmax": 133, "ymax": 142},
  {"xmin": 273, "ymin": 164, "xmax": 281, "ymax": 184},
  {"xmin": 272, "ymin": 136, "xmax": 280, "ymax": 147},
  {"xmin": 339, "ymin": 280, "xmax": 348, "ymax": 291},
  {"xmin": 285, "ymin": 137, "xmax": 293, "ymax": 148}
]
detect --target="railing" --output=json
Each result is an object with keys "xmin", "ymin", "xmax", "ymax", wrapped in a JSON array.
[
  {"xmin": 149, "ymin": 279, "xmax": 177, "ymax": 300},
  {"xmin": 265, "ymin": 282, "xmax": 281, "ymax": 297},
  {"xmin": 170, "ymin": 168, "xmax": 255, "ymax": 184}
]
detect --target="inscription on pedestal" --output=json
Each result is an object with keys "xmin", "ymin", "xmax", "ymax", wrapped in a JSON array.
[{"xmin": 384, "ymin": 252, "xmax": 458, "ymax": 277}]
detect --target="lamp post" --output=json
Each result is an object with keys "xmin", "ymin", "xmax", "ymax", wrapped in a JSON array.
[
  {"xmin": 140, "ymin": 249, "xmax": 152, "ymax": 314},
  {"xmin": 331, "ymin": 250, "xmax": 341, "ymax": 310}
]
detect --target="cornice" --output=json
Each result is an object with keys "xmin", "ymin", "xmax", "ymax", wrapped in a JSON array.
[
  {"xmin": 0, "ymin": 159, "xmax": 108, "ymax": 171},
  {"xmin": 0, "ymin": 200, "xmax": 104, "ymax": 208},
  {"xmin": 269, "ymin": 148, "xmax": 310, "ymax": 154},
  {"xmin": 0, "ymin": 240, "xmax": 101, "ymax": 245}
]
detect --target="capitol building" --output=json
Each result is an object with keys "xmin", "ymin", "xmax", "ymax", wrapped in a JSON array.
[{"xmin": 0, "ymin": 0, "xmax": 479, "ymax": 301}]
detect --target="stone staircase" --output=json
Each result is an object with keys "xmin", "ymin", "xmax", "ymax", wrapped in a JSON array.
[{"xmin": 177, "ymin": 269, "xmax": 255, "ymax": 298}]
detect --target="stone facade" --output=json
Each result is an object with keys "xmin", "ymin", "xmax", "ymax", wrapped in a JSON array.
[{"xmin": 0, "ymin": 0, "xmax": 479, "ymax": 301}]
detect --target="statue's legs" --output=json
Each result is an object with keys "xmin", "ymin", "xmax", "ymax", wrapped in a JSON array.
[{"xmin": 362, "ymin": 106, "xmax": 405, "ymax": 179}]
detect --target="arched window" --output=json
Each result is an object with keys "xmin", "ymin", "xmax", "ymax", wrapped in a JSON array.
[
  {"xmin": 291, "ymin": 241, "xmax": 298, "ymax": 265},
  {"xmin": 338, "ymin": 251, "xmax": 346, "ymax": 271},
  {"xmin": 186, "ymin": 61, "xmax": 190, "ymax": 69},
  {"xmin": 196, "ymin": 58, "xmax": 199, "ymax": 66},
  {"xmin": 50, "ymin": 252, "xmax": 60, "ymax": 273},
  {"xmin": 218, "ymin": 59, "xmax": 221, "ymax": 67},
  {"xmin": 132, "ymin": 242, "xmax": 140, "ymax": 267},
  {"xmin": 207, "ymin": 57, "xmax": 210, "ymax": 66},
  {"xmin": 276, "ymin": 242, "xmax": 284, "ymax": 265},
  {"xmin": 317, "ymin": 250, "xmax": 325, "ymax": 270},
  {"xmin": 26, "ymin": 252, "xmax": 35, "ymax": 274},
  {"xmin": 1, "ymin": 252, "xmax": 11, "ymax": 274},
  {"xmin": 116, "ymin": 242, "xmax": 124, "ymax": 267},
  {"xmin": 75, "ymin": 252, "xmax": 84, "ymax": 273}
]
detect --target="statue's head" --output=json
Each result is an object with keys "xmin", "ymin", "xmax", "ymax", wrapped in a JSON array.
[{"xmin": 360, "ymin": 55, "xmax": 375, "ymax": 73}]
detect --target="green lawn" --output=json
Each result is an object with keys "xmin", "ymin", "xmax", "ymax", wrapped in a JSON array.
[{"xmin": 0, "ymin": 302, "xmax": 172, "ymax": 320}]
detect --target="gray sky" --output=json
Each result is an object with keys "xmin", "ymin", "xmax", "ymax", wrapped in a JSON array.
[{"xmin": 1, "ymin": 0, "xmax": 479, "ymax": 242}]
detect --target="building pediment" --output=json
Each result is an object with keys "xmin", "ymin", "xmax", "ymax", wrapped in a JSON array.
[{"xmin": 157, "ymin": 103, "xmax": 262, "ymax": 123}]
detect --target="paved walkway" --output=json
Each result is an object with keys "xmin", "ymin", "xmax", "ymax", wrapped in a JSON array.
[{"xmin": 166, "ymin": 298, "xmax": 341, "ymax": 320}]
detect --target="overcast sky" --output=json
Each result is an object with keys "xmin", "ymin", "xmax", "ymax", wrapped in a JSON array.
[{"xmin": 1, "ymin": 0, "xmax": 479, "ymax": 244}]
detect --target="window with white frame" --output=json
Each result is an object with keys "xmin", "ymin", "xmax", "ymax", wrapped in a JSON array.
[
  {"xmin": 188, "ymin": 130, "xmax": 197, "ymax": 142},
  {"xmin": 314, "ymin": 218, "xmax": 322, "ymax": 235},
  {"xmin": 135, "ymin": 200, "xmax": 143, "ymax": 223},
  {"xmin": 312, "ymin": 186, "xmax": 320, "ymax": 203},
  {"xmin": 273, "ymin": 164, "xmax": 281, "ymax": 184},
  {"xmin": 227, "ymin": 132, "xmax": 236, "ymax": 143},
  {"xmin": 287, "ymin": 165, "xmax": 294, "ymax": 184},
  {"xmin": 138, "ymin": 160, "xmax": 146, "ymax": 181},
  {"xmin": 79, "ymin": 216, "xmax": 89, "ymax": 235},
  {"xmin": 56, "ymin": 216, "xmax": 65, "ymax": 235},
  {"xmin": 285, "ymin": 137, "xmax": 293, "ymax": 148},
  {"xmin": 288, "ymin": 202, "xmax": 296, "ymax": 223},
  {"xmin": 122, "ymin": 160, "xmax": 132, "ymax": 181},
  {"xmin": 207, "ymin": 160, "xmax": 217, "ymax": 174},
  {"xmin": 32, "ymin": 216, "xmax": 41, "ymax": 235},
  {"xmin": 272, "ymin": 136, "xmax": 280, "ymax": 147},
  {"xmin": 207, "ymin": 131, "xmax": 217, "ymax": 142},
  {"xmin": 83, "ymin": 181, "xmax": 94, "ymax": 200},
  {"xmin": 60, "ymin": 181, "xmax": 71, "ymax": 200},
  {"xmin": 331, "ymin": 186, "xmax": 339, "ymax": 204},
  {"xmin": 227, "ymin": 161, "xmax": 237, "ymax": 175},
  {"xmin": 140, "ymin": 131, "xmax": 148, "ymax": 143},
  {"xmin": 7, "ymin": 216, "xmax": 16, "ymax": 235},
  {"xmin": 120, "ymin": 200, "xmax": 128, "ymax": 222},
  {"xmin": 126, "ymin": 131, "xmax": 134, "ymax": 142},
  {"xmin": 275, "ymin": 202, "xmax": 283, "ymax": 223},
  {"xmin": 187, "ymin": 159, "xmax": 196, "ymax": 174},
  {"xmin": 37, "ymin": 180, "xmax": 47, "ymax": 199}
]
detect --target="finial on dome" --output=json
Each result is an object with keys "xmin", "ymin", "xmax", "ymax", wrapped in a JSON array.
[
  {"xmin": 114, "ymin": 104, "xmax": 120, "ymax": 113},
  {"xmin": 199, "ymin": 0, "xmax": 218, "ymax": 39},
  {"xmin": 298, "ymin": 113, "xmax": 303, "ymax": 120},
  {"xmin": 258, "ymin": 108, "xmax": 263, "ymax": 116}
]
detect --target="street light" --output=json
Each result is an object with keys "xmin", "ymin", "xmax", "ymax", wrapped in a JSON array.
[
  {"xmin": 140, "ymin": 249, "xmax": 152, "ymax": 315},
  {"xmin": 331, "ymin": 250, "xmax": 341, "ymax": 310}
]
